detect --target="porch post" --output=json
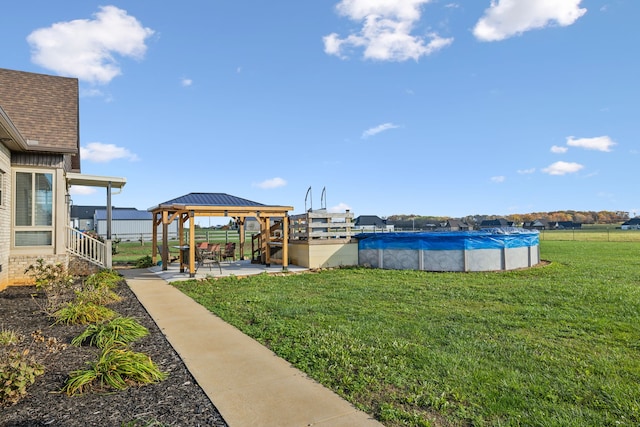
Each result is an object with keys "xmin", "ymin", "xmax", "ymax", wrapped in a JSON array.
[
  {"xmin": 106, "ymin": 182, "xmax": 112, "ymax": 240},
  {"xmin": 105, "ymin": 182, "xmax": 113, "ymax": 268}
]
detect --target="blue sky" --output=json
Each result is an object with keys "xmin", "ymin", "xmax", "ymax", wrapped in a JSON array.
[{"xmin": 3, "ymin": 0, "xmax": 639, "ymax": 221}]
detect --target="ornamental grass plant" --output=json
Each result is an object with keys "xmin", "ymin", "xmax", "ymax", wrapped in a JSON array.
[
  {"xmin": 71, "ymin": 317, "xmax": 149, "ymax": 348},
  {"xmin": 62, "ymin": 344, "xmax": 167, "ymax": 395}
]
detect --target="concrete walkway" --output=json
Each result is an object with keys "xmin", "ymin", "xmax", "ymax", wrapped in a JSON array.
[{"xmin": 121, "ymin": 267, "xmax": 383, "ymax": 427}]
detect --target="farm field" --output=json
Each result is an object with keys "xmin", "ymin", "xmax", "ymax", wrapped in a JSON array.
[{"xmin": 173, "ymin": 240, "xmax": 640, "ymax": 426}]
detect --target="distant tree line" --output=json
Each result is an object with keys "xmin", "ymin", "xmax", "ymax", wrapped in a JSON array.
[{"xmin": 385, "ymin": 211, "xmax": 631, "ymax": 230}]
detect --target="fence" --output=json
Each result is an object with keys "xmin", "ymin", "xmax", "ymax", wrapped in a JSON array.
[{"xmin": 539, "ymin": 228, "xmax": 640, "ymax": 242}]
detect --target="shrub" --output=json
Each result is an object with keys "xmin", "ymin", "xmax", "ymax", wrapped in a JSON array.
[
  {"xmin": 24, "ymin": 259, "xmax": 76, "ymax": 312},
  {"xmin": 75, "ymin": 287, "xmax": 122, "ymax": 306},
  {"xmin": 72, "ymin": 317, "xmax": 149, "ymax": 348},
  {"xmin": 52, "ymin": 302, "xmax": 116, "ymax": 325},
  {"xmin": 62, "ymin": 344, "xmax": 167, "ymax": 395},
  {"xmin": 135, "ymin": 255, "xmax": 154, "ymax": 268},
  {"xmin": 75, "ymin": 269, "xmax": 123, "ymax": 306},
  {"xmin": 0, "ymin": 348, "xmax": 44, "ymax": 405},
  {"xmin": 0, "ymin": 330, "xmax": 66, "ymax": 405},
  {"xmin": 83, "ymin": 269, "xmax": 122, "ymax": 291}
]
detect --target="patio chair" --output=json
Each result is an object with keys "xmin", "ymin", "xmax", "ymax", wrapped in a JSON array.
[
  {"xmin": 195, "ymin": 244, "xmax": 222, "ymax": 274},
  {"xmin": 221, "ymin": 242, "xmax": 236, "ymax": 262},
  {"xmin": 208, "ymin": 243, "xmax": 221, "ymax": 259}
]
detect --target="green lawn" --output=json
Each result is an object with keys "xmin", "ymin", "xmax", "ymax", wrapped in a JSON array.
[{"xmin": 172, "ymin": 241, "xmax": 640, "ymax": 426}]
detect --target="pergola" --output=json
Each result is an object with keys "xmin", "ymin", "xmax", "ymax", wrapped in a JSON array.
[{"xmin": 149, "ymin": 193, "xmax": 293, "ymax": 277}]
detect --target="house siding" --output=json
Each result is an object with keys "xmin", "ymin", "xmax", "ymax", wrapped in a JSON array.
[
  {"xmin": 0, "ymin": 143, "xmax": 10, "ymax": 289},
  {"xmin": 11, "ymin": 152, "xmax": 66, "ymax": 168}
]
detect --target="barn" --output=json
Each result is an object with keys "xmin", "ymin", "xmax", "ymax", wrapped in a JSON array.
[{"xmin": 93, "ymin": 207, "xmax": 178, "ymax": 241}]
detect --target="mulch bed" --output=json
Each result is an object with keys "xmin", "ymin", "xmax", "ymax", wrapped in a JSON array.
[{"xmin": 0, "ymin": 281, "xmax": 228, "ymax": 427}]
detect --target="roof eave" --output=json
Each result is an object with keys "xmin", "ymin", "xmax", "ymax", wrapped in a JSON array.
[{"xmin": 0, "ymin": 106, "xmax": 28, "ymax": 151}]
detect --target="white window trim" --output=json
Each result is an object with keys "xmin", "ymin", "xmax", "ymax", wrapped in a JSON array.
[{"xmin": 12, "ymin": 167, "xmax": 55, "ymax": 248}]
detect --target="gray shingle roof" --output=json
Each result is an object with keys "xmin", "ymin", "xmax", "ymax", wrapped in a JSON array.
[{"xmin": 0, "ymin": 68, "xmax": 79, "ymax": 155}]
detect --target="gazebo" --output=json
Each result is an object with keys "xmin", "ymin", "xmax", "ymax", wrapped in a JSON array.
[{"xmin": 149, "ymin": 193, "xmax": 293, "ymax": 277}]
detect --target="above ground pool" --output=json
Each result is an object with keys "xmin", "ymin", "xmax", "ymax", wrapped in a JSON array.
[{"xmin": 356, "ymin": 228, "xmax": 540, "ymax": 272}]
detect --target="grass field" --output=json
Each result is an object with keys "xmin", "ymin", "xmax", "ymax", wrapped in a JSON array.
[{"xmin": 170, "ymin": 240, "xmax": 640, "ymax": 426}]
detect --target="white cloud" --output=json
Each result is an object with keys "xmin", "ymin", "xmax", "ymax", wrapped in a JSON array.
[
  {"xmin": 324, "ymin": 0, "xmax": 453, "ymax": 61},
  {"xmin": 567, "ymin": 135, "xmax": 616, "ymax": 152},
  {"xmin": 181, "ymin": 78, "xmax": 193, "ymax": 87},
  {"xmin": 551, "ymin": 145, "xmax": 568, "ymax": 154},
  {"xmin": 69, "ymin": 186, "xmax": 97, "ymax": 196},
  {"xmin": 491, "ymin": 175, "xmax": 506, "ymax": 183},
  {"xmin": 27, "ymin": 6, "xmax": 154, "ymax": 84},
  {"xmin": 329, "ymin": 202, "xmax": 352, "ymax": 213},
  {"xmin": 362, "ymin": 122, "xmax": 399, "ymax": 139},
  {"xmin": 254, "ymin": 177, "xmax": 287, "ymax": 189},
  {"xmin": 517, "ymin": 168, "xmax": 536, "ymax": 174},
  {"xmin": 542, "ymin": 161, "xmax": 584, "ymax": 175},
  {"xmin": 473, "ymin": 0, "xmax": 587, "ymax": 42},
  {"xmin": 81, "ymin": 142, "xmax": 139, "ymax": 163},
  {"xmin": 79, "ymin": 88, "xmax": 105, "ymax": 98}
]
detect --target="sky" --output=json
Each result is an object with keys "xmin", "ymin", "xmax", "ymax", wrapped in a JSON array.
[{"xmin": 2, "ymin": 0, "xmax": 639, "ymax": 222}]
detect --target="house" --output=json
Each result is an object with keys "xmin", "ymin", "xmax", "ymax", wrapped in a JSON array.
[
  {"xmin": 523, "ymin": 219, "xmax": 551, "ymax": 230},
  {"xmin": 479, "ymin": 218, "xmax": 513, "ymax": 229},
  {"xmin": 442, "ymin": 219, "xmax": 470, "ymax": 231},
  {"xmin": 621, "ymin": 217, "xmax": 640, "ymax": 230},
  {"xmin": 0, "ymin": 68, "xmax": 125, "ymax": 290},
  {"xmin": 70, "ymin": 205, "xmax": 104, "ymax": 230},
  {"xmin": 354, "ymin": 215, "xmax": 394, "ymax": 231},
  {"xmin": 556, "ymin": 221, "xmax": 582, "ymax": 230}
]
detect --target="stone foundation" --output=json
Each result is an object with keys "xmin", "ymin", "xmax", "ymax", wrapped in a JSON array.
[{"xmin": 68, "ymin": 256, "xmax": 102, "ymax": 277}]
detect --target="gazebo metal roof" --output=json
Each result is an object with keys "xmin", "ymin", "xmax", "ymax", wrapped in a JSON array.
[{"xmin": 152, "ymin": 192, "xmax": 266, "ymax": 208}]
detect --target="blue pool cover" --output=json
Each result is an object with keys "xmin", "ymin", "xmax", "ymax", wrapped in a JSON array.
[{"xmin": 356, "ymin": 228, "xmax": 539, "ymax": 251}]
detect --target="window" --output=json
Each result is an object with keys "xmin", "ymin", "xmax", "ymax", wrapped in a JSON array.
[{"xmin": 14, "ymin": 171, "xmax": 53, "ymax": 246}]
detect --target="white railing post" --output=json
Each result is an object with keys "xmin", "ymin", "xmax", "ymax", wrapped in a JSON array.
[
  {"xmin": 105, "ymin": 240, "xmax": 112, "ymax": 268},
  {"xmin": 65, "ymin": 226, "xmax": 108, "ymax": 268}
]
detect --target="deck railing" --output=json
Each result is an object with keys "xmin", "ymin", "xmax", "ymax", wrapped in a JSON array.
[
  {"xmin": 66, "ymin": 226, "xmax": 110, "ymax": 268},
  {"xmin": 289, "ymin": 210, "xmax": 355, "ymax": 240}
]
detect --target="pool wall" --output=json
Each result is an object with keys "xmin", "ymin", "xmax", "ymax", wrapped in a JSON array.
[{"xmin": 356, "ymin": 229, "xmax": 540, "ymax": 272}]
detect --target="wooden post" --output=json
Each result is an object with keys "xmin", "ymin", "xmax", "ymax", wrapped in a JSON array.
[
  {"xmin": 238, "ymin": 218, "xmax": 246, "ymax": 260},
  {"xmin": 189, "ymin": 210, "xmax": 196, "ymax": 277},
  {"xmin": 152, "ymin": 212, "xmax": 158, "ymax": 264},
  {"xmin": 162, "ymin": 211, "xmax": 169, "ymax": 271},
  {"xmin": 282, "ymin": 214, "xmax": 289, "ymax": 272},
  {"xmin": 264, "ymin": 216, "xmax": 271, "ymax": 267}
]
